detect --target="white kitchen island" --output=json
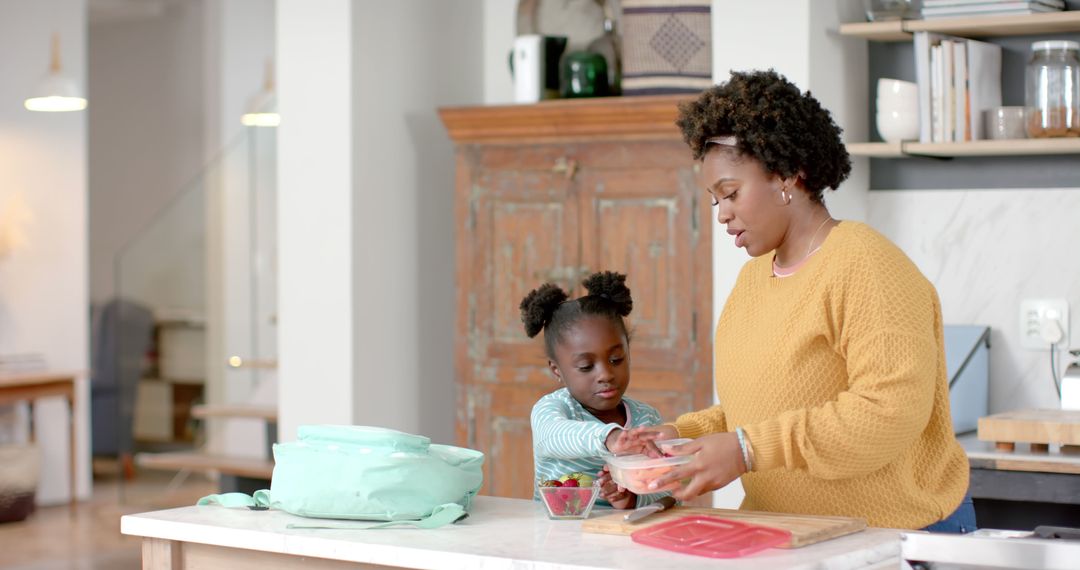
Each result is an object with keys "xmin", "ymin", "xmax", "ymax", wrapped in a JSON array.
[{"xmin": 121, "ymin": 496, "xmax": 903, "ymax": 569}]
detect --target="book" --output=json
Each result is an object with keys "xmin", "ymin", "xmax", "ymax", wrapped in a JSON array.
[
  {"xmin": 942, "ymin": 39, "xmax": 955, "ymax": 142},
  {"xmin": 965, "ymin": 38, "xmax": 1002, "ymax": 140},
  {"xmin": 914, "ymin": 32, "xmax": 1002, "ymax": 142},
  {"xmin": 932, "ymin": 44, "xmax": 945, "ymax": 142},
  {"xmin": 915, "ymin": 31, "xmax": 935, "ymax": 142},
  {"xmin": 953, "ymin": 40, "xmax": 970, "ymax": 141}
]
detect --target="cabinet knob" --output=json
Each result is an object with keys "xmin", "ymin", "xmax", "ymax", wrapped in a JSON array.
[{"xmin": 552, "ymin": 157, "xmax": 579, "ymax": 180}]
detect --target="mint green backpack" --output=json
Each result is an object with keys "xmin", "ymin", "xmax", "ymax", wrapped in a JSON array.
[{"xmin": 198, "ymin": 426, "xmax": 485, "ymax": 529}]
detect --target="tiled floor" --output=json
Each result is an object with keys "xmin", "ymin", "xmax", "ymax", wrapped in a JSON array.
[{"xmin": 0, "ymin": 466, "xmax": 217, "ymax": 569}]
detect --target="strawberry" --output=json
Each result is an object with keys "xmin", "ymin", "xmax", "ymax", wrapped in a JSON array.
[
  {"xmin": 545, "ymin": 491, "xmax": 567, "ymax": 515},
  {"xmin": 561, "ymin": 478, "xmax": 580, "ymax": 487},
  {"xmin": 557, "ymin": 488, "xmax": 578, "ymax": 514}
]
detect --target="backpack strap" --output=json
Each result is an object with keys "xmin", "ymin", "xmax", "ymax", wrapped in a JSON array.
[
  {"xmin": 197, "ymin": 492, "xmax": 467, "ymax": 529},
  {"xmin": 285, "ymin": 503, "xmax": 468, "ymax": 530},
  {"xmin": 197, "ymin": 489, "xmax": 272, "ymax": 510}
]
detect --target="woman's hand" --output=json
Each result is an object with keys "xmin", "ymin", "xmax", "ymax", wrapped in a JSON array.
[
  {"xmin": 647, "ymin": 432, "xmax": 746, "ymax": 501},
  {"xmin": 597, "ymin": 465, "xmax": 635, "ymax": 509},
  {"xmin": 605, "ymin": 425, "xmax": 675, "ymax": 457}
]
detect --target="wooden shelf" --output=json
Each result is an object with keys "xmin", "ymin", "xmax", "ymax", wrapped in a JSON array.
[
  {"xmin": 839, "ymin": 11, "xmax": 1080, "ymax": 42},
  {"xmin": 849, "ymin": 137, "xmax": 1080, "ymax": 158},
  {"xmin": 846, "ymin": 141, "xmax": 905, "ymax": 157},
  {"xmin": 908, "ymin": 137, "xmax": 1080, "ymax": 156},
  {"xmin": 837, "ymin": 20, "xmax": 910, "ymax": 41}
]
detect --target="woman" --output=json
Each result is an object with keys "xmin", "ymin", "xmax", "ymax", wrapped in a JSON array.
[{"xmin": 637, "ymin": 70, "xmax": 974, "ymax": 532}]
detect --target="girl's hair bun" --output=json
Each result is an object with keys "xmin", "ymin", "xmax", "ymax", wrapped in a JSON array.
[
  {"xmin": 581, "ymin": 271, "xmax": 632, "ymax": 317},
  {"xmin": 519, "ymin": 283, "xmax": 568, "ymax": 338}
]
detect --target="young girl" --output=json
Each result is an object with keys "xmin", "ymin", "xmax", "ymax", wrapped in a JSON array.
[{"xmin": 522, "ymin": 271, "xmax": 668, "ymax": 509}]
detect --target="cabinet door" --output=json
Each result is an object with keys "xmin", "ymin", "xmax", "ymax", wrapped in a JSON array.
[
  {"xmin": 456, "ymin": 145, "xmax": 582, "ymax": 499},
  {"xmin": 576, "ymin": 141, "xmax": 713, "ymax": 426}
]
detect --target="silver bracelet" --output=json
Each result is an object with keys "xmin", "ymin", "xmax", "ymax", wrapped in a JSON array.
[{"xmin": 735, "ymin": 427, "xmax": 753, "ymax": 472}]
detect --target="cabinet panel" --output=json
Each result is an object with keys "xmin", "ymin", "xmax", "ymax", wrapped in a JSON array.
[{"xmin": 468, "ymin": 146, "xmax": 580, "ymax": 366}]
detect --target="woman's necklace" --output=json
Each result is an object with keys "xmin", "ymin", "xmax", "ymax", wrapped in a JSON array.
[
  {"xmin": 773, "ymin": 216, "xmax": 833, "ymax": 277},
  {"xmin": 805, "ymin": 216, "xmax": 833, "ymax": 258}
]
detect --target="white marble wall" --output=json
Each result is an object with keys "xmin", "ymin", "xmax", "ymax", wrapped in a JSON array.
[{"xmin": 867, "ymin": 188, "xmax": 1080, "ymax": 413}]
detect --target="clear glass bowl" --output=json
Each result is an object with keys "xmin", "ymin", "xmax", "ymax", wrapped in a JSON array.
[{"xmin": 537, "ymin": 483, "xmax": 600, "ymax": 520}]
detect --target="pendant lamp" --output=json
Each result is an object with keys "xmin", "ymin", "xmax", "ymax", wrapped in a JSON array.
[{"xmin": 24, "ymin": 33, "xmax": 87, "ymax": 112}]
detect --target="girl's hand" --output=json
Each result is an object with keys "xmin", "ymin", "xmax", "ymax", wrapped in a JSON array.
[
  {"xmin": 605, "ymin": 425, "xmax": 676, "ymax": 457},
  {"xmin": 597, "ymin": 465, "xmax": 635, "ymax": 509},
  {"xmin": 646, "ymin": 431, "xmax": 746, "ymax": 501}
]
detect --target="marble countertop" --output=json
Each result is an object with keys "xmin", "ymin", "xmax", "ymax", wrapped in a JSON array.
[{"xmin": 121, "ymin": 496, "xmax": 902, "ymax": 570}]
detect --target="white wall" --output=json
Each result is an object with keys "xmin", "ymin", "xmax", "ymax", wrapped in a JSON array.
[
  {"xmin": 869, "ymin": 189, "xmax": 1080, "ymax": 413},
  {"xmin": 88, "ymin": 0, "xmax": 206, "ymax": 314},
  {"xmin": 351, "ymin": 1, "xmax": 484, "ymax": 443},
  {"xmin": 276, "ymin": 0, "xmax": 356, "ymax": 441},
  {"xmin": 483, "ymin": 0, "xmax": 516, "ymax": 104},
  {"xmin": 0, "ymin": 0, "xmax": 91, "ymax": 504}
]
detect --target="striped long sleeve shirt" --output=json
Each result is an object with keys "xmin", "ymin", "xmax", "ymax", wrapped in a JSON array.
[{"xmin": 531, "ymin": 387, "xmax": 670, "ymax": 508}]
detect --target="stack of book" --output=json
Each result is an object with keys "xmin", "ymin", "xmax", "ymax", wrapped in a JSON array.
[
  {"xmin": 921, "ymin": 0, "xmax": 1065, "ymax": 19},
  {"xmin": 913, "ymin": 32, "xmax": 1003, "ymax": 142}
]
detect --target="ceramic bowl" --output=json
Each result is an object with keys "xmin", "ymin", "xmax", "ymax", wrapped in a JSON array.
[
  {"xmin": 876, "ymin": 109, "xmax": 919, "ymax": 142},
  {"xmin": 877, "ymin": 78, "xmax": 918, "ymax": 107}
]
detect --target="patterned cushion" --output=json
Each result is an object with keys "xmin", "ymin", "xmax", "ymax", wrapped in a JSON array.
[{"xmin": 621, "ymin": 0, "xmax": 712, "ymax": 95}]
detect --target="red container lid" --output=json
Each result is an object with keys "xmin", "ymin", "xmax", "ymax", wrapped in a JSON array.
[{"xmin": 631, "ymin": 516, "xmax": 791, "ymax": 558}]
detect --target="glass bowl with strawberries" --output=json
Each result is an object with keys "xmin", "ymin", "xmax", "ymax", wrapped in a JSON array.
[{"xmin": 537, "ymin": 477, "xmax": 601, "ymax": 520}]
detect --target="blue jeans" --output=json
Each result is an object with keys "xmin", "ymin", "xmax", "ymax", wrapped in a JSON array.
[{"xmin": 922, "ymin": 495, "xmax": 977, "ymax": 534}]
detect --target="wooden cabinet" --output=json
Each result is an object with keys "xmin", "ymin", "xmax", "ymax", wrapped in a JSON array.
[
  {"xmin": 840, "ymin": 11, "xmax": 1080, "ymax": 159},
  {"xmin": 440, "ymin": 97, "xmax": 714, "ymax": 498}
]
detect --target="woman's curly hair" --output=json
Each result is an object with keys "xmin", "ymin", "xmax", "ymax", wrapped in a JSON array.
[
  {"xmin": 520, "ymin": 271, "xmax": 633, "ymax": 359},
  {"xmin": 676, "ymin": 69, "xmax": 851, "ymax": 202}
]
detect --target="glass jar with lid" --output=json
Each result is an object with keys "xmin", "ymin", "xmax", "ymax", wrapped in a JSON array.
[{"xmin": 1025, "ymin": 40, "xmax": 1080, "ymax": 138}]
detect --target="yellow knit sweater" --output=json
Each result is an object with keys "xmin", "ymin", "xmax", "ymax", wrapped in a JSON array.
[{"xmin": 674, "ymin": 221, "xmax": 969, "ymax": 529}]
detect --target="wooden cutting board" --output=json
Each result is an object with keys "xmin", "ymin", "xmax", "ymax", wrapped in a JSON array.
[
  {"xmin": 978, "ymin": 409, "xmax": 1080, "ymax": 446},
  {"xmin": 581, "ymin": 506, "xmax": 866, "ymax": 548}
]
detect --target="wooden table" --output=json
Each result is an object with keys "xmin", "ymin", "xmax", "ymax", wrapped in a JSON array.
[{"xmin": 0, "ymin": 371, "xmax": 82, "ymax": 505}]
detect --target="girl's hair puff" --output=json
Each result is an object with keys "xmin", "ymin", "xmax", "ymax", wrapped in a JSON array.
[{"xmin": 519, "ymin": 271, "xmax": 633, "ymax": 359}]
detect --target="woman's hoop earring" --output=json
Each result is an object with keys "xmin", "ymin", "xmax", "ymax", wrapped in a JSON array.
[{"xmin": 781, "ymin": 189, "xmax": 792, "ymax": 205}]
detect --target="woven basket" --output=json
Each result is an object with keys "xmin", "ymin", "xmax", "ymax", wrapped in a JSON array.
[
  {"xmin": 620, "ymin": 0, "xmax": 712, "ymax": 95},
  {"xmin": 0, "ymin": 444, "xmax": 40, "ymax": 523}
]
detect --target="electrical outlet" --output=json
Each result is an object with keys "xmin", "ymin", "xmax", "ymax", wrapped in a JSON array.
[{"xmin": 1019, "ymin": 298, "xmax": 1069, "ymax": 350}]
